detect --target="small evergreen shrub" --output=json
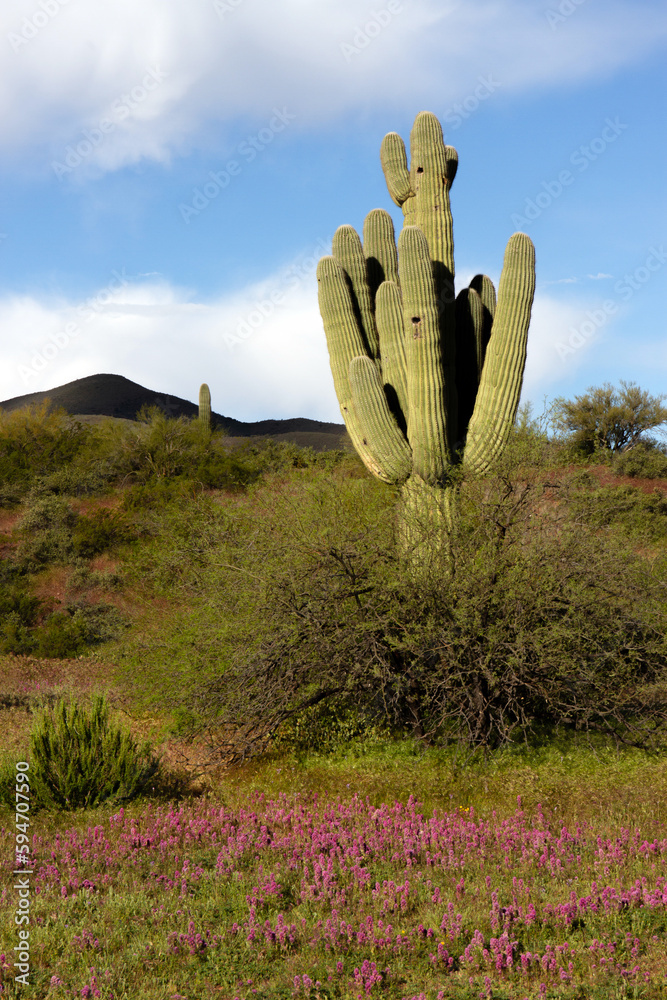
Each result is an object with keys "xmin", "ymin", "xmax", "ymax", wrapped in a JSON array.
[
  {"xmin": 70, "ymin": 508, "xmax": 135, "ymax": 558},
  {"xmin": 0, "ymin": 584, "xmax": 43, "ymax": 654},
  {"xmin": 31, "ymin": 610, "xmax": 88, "ymax": 658},
  {"xmin": 0, "ymin": 611, "xmax": 37, "ymax": 655},
  {"xmin": 121, "ymin": 478, "xmax": 195, "ymax": 511},
  {"xmin": 613, "ymin": 441, "xmax": 667, "ymax": 479},
  {"xmin": 27, "ymin": 692, "xmax": 160, "ymax": 811},
  {"xmin": 0, "ymin": 403, "xmax": 91, "ymax": 486}
]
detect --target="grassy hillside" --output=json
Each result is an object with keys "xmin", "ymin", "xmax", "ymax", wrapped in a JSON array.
[{"xmin": 1, "ymin": 403, "xmax": 666, "ymax": 998}]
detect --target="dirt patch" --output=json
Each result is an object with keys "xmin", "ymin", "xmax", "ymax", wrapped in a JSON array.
[{"xmin": 587, "ymin": 466, "xmax": 667, "ymax": 495}]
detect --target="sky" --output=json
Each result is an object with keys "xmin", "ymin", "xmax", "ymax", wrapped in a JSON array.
[{"xmin": 0, "ymin": 0, "xmax": 666, "ymax": 426}]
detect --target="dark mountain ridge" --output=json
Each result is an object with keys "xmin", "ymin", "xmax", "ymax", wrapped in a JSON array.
[{"xmin": 0, "ymin": 374, "xmax": 347, "ymax": 445}]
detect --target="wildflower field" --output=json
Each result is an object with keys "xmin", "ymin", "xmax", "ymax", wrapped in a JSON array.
[{"xmin": 1, "ymin": 737, "xmax": 666, "ymax": 999}]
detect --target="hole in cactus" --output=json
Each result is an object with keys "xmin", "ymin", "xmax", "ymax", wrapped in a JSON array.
[
  {"xmin": 362, "ymin": 438, "xmax": 368, "ymax": 445},
  {"xmin": 417, "ymin": 166, "xmax": 424, "ymax": 173},
  {"xmin": 411, "ymin": 317, "xmax": 420, "ymax": 324}
]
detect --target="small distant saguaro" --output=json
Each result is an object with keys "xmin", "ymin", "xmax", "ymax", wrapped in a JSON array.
[{"xmin": 198, "ymin": 383, "xmax": 211, "ymax": 432}]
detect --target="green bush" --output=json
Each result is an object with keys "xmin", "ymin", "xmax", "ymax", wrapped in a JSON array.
[
  {"xmin": 552, "ymin": 381, "xmax": 667, "ymax": 457},
  {"xmin": 0, "ymin": 611, "xmax": 37, "ymax": 655},
  {"xmin": 567, "ymin": 482, "xmax": 667, "ymax": 543},
  {"xmin": 0, "ymin": 584, "xmax": 43, "ymax": 654},
  {"xmin": 0, "ymin": 403, "xmax": 91, "ymax": 486},
  {"xmin": 613, "ymin": 441, "xmax": 667, "ymax": 479},
  {"xmin": 14, "ymin": 496, "xmax": 136, "ymax": 570},
  {"xmin": 89, "ymin": 407, "xmax": 258, "ymax": 489},
  {"xmin": 31, "ymin": 610, "xmax": 88, "ymax": 658},
  {"xmin": 14, "ymin": 494, "xmax": 78, "ymax": 570},
  {"xmin": 18, "ymin": 493, "xmax": 78, "ymax": 534},
  {"xmin": 0, "ymin": 584, "xmax": 127, "ymax": 656},
  {"xmin": 26, "ymin": 692, "xmax": 160, "ymax": 811},
  {"xmin": 70, "ymin": 508, "xmax": 135, "ymax": 558}
]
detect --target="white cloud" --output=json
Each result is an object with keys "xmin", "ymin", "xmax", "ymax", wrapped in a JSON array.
[
  {"xmin": 0, "ymin": 264, "xmax": 341, "ymax": 423},
  {"xmin": 520, "ymin": 293, "xmax": 609, "ymax": 405},
  {"xmin": 1, "ymin": 0, "xmax": 665, "ymax": 174}
]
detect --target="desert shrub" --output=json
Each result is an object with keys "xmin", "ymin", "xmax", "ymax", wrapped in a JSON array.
[
  {"xmin": 0, "ymin": 584, "xmax": 41, "ymax": 624},
  {"xmin": 0, "ymin": 403, "xmax": 91, "ymax": 485},
  {"xmin": 613, "ymin": 440, "xmax": 667, "ymax": 479},
  {"xmin": 67, "ymin": 563, "xmax": 123, "ymax": 591},
  {"xmin": 14, "ymin": 494, "xmax": 77, "ymax": 571},
  {"xmin": 0, "ymin": 583, "xmax": 43, "ymax": 654},
  {"xmin": 30, "ymin": 609, "xmax": 88, "ymax": 658},
  {"xmin": 567, "ymin": 482, "xmax": 667, "ymax": 543},
  {"xmin": 67, "ymin": 601, "xmax": 128, "ymax": 644},
  {"xmin": 0, "ymin": 612, "xmax": 37, "ymax": 655},
  {"xmin": 30, "ymin": 465, "xmax": 111, "ymax": 498},
  {"xmin": 552, "ymin": 380, "xmax": 667, "ymax": 457},
  {"xmin": 121, "ymin": 477, "xmax": 199, "ymax": 511},
  {"xmin": 0, "ymin": 484, "xmax": 23, "ymax": 509},
  {"xmin": 70, "ymin": 507, "xmax": 136, "ymax": 558},
  {"xmin": 17, "ymin": 493, "xmax": 78, "ymax": 534},
  {"xmin": 86, "ymin": 407, "xmax": 258, "ymax": 489},
  {"xmin": 161, "ymin": 458, "xmax": 667, "ymax": 760},
  {"xmin": 0, "ymin": 584, "xmax": 127, "ymax": 656},
  {"xmin": 25, "ymin": 692, "xmax": 160, "ymax": 812},
  {"xmin": 14, "ymin": 496, "xmax": 136, "ymax": 571}
]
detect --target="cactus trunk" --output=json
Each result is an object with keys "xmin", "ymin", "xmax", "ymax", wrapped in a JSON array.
[{"xmin": 198, "ymin": 383, "xmax": 211, "ymax": 433}]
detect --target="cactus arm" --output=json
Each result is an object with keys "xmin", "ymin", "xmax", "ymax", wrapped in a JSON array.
[
  {"xmin": 316, "ymin": 254, "xmax": 391, "ymax": 481},
  {"xmin": 399, "ymin": 226, "xmax": 451, "ymax": 483},
  {"xmin": 375, "ymin": 280, "xmax": 408, "ymax": 420},
  {"xmin": 454, "ymin": 287, "xmax": 485, "ymax": 447},
  {"xmin": 464, "ymin": 233, "xmax": 536, "ymax": 474},
  {"xmin": 363, "ymin": 208, "xmax": 399, "ymax": 294},
  {"xmin": 380, "ymin": 132, "xmax": 412, "ymax": 206},
  {"xmin": 470, "ymin": 273, "xmax": 497, "ymax": 323},
  {"xmin": 349, "ymin": 357, "xmax": 412, "ymax": 484},
  {"xmin": 331, "ymin": 226, "xmax": 379, "ymax": 360}
]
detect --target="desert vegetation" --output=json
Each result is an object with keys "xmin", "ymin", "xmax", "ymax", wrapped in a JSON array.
[{"xmin": 0, "ymin": 391, "xmax": 667, "ymax": 998}]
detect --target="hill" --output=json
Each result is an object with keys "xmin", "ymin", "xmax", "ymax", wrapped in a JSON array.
[{"xmin": 0, "ymin": 373, "xmax": 348, "ymax": 450}]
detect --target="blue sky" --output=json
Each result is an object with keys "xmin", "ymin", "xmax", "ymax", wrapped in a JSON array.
[{"xmin": 0, "ymin": 0, "xmax": 666, "ymax": 425}]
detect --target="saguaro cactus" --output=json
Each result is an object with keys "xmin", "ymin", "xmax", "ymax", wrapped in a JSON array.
[
  {"xmin": 198, "ymin": 383, "xmax": 211, "ymax": 433},
  {"xmin": 317, "ymin": 111, "xmax": 535, "ymax": 559}
]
